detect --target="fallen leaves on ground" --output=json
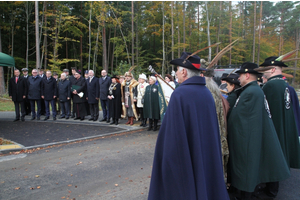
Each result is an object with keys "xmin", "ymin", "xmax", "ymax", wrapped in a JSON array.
[{"xmin": 15, "ymin": 187, "xmax": 20, "ymax": 190}]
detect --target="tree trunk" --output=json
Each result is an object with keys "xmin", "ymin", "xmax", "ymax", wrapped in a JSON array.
[
  {"xmin": 205, "ymin": 2, "xmax": 211, "ymax": 61},
  {"xmin": 88, "ymin": 2, "xmax": 92, "ymax": 70},
  {"xmin": 183, "ymin": 1, "xmax": 186, "ymax": 52},
  {"xmin": 0, "ymin": 66, "xmax": 5, "ymax": 95},
  {"xmin": 177, "ymin": 2, "xmax": 180, "ymax": 58},
  {"xmin": 35, "ymin": 1, "xmax": 40, "ymax": 69},
  {"xmin": 252, "ymin": 1, "xmax": 256, "ymax": 62},
  {"xmin": 136, "ymin": 3, "xmax": 139, "ymax": 69},
  {"xmin": 131, "ymin": 1, "xmax": 134, "ymax": 67},
  {"xmin": 111, "ymin": 26, "xmax": 116, "ymax": 74},
  {"xmin": 292, "ymin": 28, "xmax": 299, "ymax": 85},
  {"xmin": 107, "ymin": 27, "xmax": 111, "ymax": 70},
  {"xmin": 80, "ymin": 2, "xmax": 83, "ymax": 71},
  {"xmin": 171, "ymin": 1, "xmax": 174, "ymax": 71},
  {"xmin": 279, "ymin": 11, "xmax": 284, "ymax": 56},
  {"xmin": 257, "ymin": 1, "xmax": 263, "ymax": 64},
  {"xmin": 93, "ymin": 23, "xmax": 100, "ymax": 73},
  {"xmin": 216, "ymin": 2, "xmax": 222, "ymax": 56},
  {"xmin": 162, "ymin": 2, "xmax": 165, "ymax": 77},
  {"xmin": 102, "ymin": 22, "xmax": 108, "ymax": 72},
  {"xmin": 66, "ymin": 32, "xmax": 68, "ymax": 69},
  {"xmin": 43, "ymin": 1, "xmax": 48, "ymax": 70},
  {"xmin": 229, "ymin": 1, "xmax": 232, "ymax": 65}
]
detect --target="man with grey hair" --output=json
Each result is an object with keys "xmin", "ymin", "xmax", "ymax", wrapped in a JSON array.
[
  {"xmin": 42, "ymin": 70, "xmax": 57, "ymax": 120},
  {"xmin": 27, "ymin": 69, "xmax": 44, "ymax": 120},
  {"xmin": 58, "ymin": 73, "xmax": 71, "ymax": 119},
  {"xmin": 99, "ymin": 69, "xmax": 111, "ymax": 122},
  {"xmin": 148, "ymin": 52, "xmax": 229, "ymax": 200},
  {"xmin": 86, "ymin": 70, "xmax": 99, "ymax": 121}
]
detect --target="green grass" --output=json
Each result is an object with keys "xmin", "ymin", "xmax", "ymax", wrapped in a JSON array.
[{"xmin": 0, "ymin": 94, "xmax": 14, "ymax": 111}]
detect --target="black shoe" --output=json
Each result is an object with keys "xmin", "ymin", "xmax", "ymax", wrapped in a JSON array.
[
  {"xmin": 147, "ymin": 127, "xmax": 152, "ymax": 131},
  {"xmin": 74, "ymin": 117, "xmax": 79, "ymax": 120},
  {"xmin": 59, "ymin": 116, "xmax": 65, "ymax": 119},
  {"xmin": 13, "ymin": 118, "xmax": 20, "ymax": 122},
  {"xmin": 21, "ymin": 118, "xmax": 25, "ymax": 122},
  {"xmin": 89, "ymin": 118, "xmax": 94, "ymax": 121},
  {"xmin": 31, "ymin": 117, "xmax": 36, "ymax": 120},
  {"xmin": 44, "ymin": 116, "xmax": 49, "ymax": 121},
  {"xmin": 100, "ymin": 118, "xmax": 107, "ymax": 122},
  {"xmin": 65, "ymin": 117, "xmax": 69, "ymax": 120},
  {"xmin": 37, "ymin": 117, "xmax": 40, "ymax": 120},
  {"xmin": 53, "ymin": 117, "xmax": 56, "ymax": 121},
  {"xmin": 71, "ymin": 115, "xmax": 75, "ymax": 118},
  {"xmin": 93, "ymin": 118, "xmax": 97, "ymax": 121},
  {"xmin": 115, "ymin": 120, "xmax": 118, "ymax": 125},
  {"xmin": 140, "ymin": 122, "xmax": 144, "ymax": 126},
  {"xmin": 106, "ymin": 120, "xmax": 110, "ymax": 123},
  {"xmin": 110, "ymin": 121, "xmax": 115, "ymax": 125},
  {"xmin": 80, "ymin": 118, "xmax": 84, "ymax": 121}
]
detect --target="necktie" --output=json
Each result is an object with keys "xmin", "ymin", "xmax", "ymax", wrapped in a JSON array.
[{"xmin": 16, "ymin": 77, "xmax": 18, "ymax": 83}]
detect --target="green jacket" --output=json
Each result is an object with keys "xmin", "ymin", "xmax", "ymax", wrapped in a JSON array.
[
  {"xmin": 228, "ymin": 81, "xmax": 290, "ymax": 192},
  {"xmin": 263, "ymin": 75, "xmax": 300, "ymax": 168},
  {"xmin": 143, "ymin": 84, "xmax": 160, "ymax": 120}
]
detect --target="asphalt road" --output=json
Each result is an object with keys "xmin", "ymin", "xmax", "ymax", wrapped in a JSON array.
[{"xmin": 0, "ymin": 130, "xmax": 157, "ymax": 200}]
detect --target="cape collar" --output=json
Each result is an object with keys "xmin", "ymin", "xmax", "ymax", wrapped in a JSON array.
[
  {"xmin": 235, "ymin": 81, "xmax": 257, "ymax": 93},
  {"xmin": 268, "ymin": 74, "xmax": 283, "ymax": 81},
  {"xmin": 180, "ymin": 76, "xmax": 206, "ymax": 87}
]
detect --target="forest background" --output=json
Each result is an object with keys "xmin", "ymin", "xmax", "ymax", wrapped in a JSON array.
[{"xmin": 0, "ymin": 1, "xmax": 300, "ymax": 94}]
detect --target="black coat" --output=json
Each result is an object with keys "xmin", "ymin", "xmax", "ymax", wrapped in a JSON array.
[
  {"xmin": 8, "ymin": 76, "xmax": 27, "ymax": 102},
  {"xmin": 57, "ymin": 79, "xmax": 71, "ymax": 102},
  {"xmin": 108, "ymin": 83, "xmax": 122, "ymax": 119},
  {"xmin": 99, "ymin": 76, "xmax": 111, "ymax": 100},
  {"xmin": 72, "ymin": 76, "xmax": 87, "ymax": 103},
  {"xmin": 42, "ymin": 77, "xmax": 57, "ymax": 101},
  {"xmin": 27, "ymin": 76, "xmax": 44, "ymax": 100},
  {"xmin": 86, "ymin": 77, "xmax": 100, "ymax": 104}
]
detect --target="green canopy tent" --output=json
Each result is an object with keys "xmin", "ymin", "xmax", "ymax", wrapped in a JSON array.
[
  {"xmin": 0, "ymin": 52, "xmax": 15, "ymax": 67},
  {"xmin": 0, "ymin": 52, "xmax": 15, "ymax": 95}
]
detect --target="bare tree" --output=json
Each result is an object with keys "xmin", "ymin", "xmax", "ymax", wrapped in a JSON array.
[
  {"xmin": 171, "ymin": 1, "xmax": 174, "ymax": 71},
  {"xmin": 88, "ymin": 2, "xmax": 92, "ymax": 70},
  {"xmin": 205, "ymin": 2, "xmax": 212, "ymax": 61},
  {"xmin": 25, "ymin": 2, "xmax": 34, "ymax": 69},
  {"xmin": 183, "ymin": 1, "xmax": 186, "ymax": 52},
  {"xmin": 131, "ymin": 1, "xmax": 134, "ymax": 66},
  {"xmin": 162, "ymin": 1, "xmax": 165, "ymax": 77},
  {"xmin": 252, "ymin": 1, "xmax": 256, "ymax": 62},
  {"xmin": 177, "ymin": 2, "xmax": 180, "ymax": 57},
  {"xmin": 229, "ymin": 1, "xmax": 232, "ymax": 65},
  {"xmin": 35, "ymin": 1, "xmax": 40, "ymax": 69},
  {"xmin": 292, "ymin": 28, "xmax": 299, "ymax": 85},
  {"xmin": 257, "ymin": 1, "xmax": 263, "ymax": 64}
]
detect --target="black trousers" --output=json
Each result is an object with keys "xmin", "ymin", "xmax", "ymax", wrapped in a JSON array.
[
  {"xmin": 14, "ymin": 101, "xmax": 25, "ymax": 119},
  {"xmin": 30, "ymin": 99, "xmax": 41, "ymax": 118},
  {"xmin": 60, "ymin": 100, "xmax": 70, "ymax": 117},
  {"xmin": 89, "ymin": 102, "xmax": 99, "ymax": 119},
  {"xmin": 24, "ymin": 97, "xmax": 31, "ymax": 114},
  {"xmin": 138, "ymin": 108, "xmax": 144, "ymax": 120}
]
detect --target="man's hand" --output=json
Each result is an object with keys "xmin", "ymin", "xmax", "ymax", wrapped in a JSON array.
[
  {"xmin": 9, "ymin": 96, "xmax": 12, "ymax": 98},
  {"xmin": 67, "ymin": 97, "xmax": 70, "ymax": 100},
  {"xmin": 53, "ymin": 96, "xmax": 56, "ymax": 99},
  {"xmin": 23, "ymin": 96, "xmax": 25, "ymax": 99},
  {"xmin": 133, "ymin": 99, "xmax": 137, "ymax": 102},
  {"xmin": 96, "ymin": 98, "xmax": 99, "ymax": 100},
  {"xmin": 42, "ymin": 96, "xmax": 44, "ymax": 99},
  {"xmin": 86, "ymin": 97, "xmax": 88, "ymax": 100},
  {"xmin": 73, "ymin": 90, "xmax": 77, "ymax": 94}
]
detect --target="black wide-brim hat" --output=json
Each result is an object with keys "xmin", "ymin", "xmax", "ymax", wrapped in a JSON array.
[
  {"xmin": 220, "ymin": 73, "xmax": 229, "ymax": 79},
  {"xmin": 76, "ymin": 69, "xmax": 81, "ymax": 75},
  {"xmin": 170, "ymin": 52, "xmax": 206, "ymax": 71},
  {"xmin": 235, "ymin": 62, "xmax": 262, "ymax": 74},
  {"xmin": 255, "ymin": 56, "xmax": 288, "ymax": 72},
  {"xmin": 111, "ymin": 75, "xmax": 119, "ymax": 79},
  {"xmin": 222, "ymin": 73, "xmax": 240, "ymax": 86}
]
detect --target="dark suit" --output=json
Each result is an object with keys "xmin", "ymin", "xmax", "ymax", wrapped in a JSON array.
[
  {"xmin": 27, "ymin": 76, "xmax": 44, "ymax": 118},
  {"xmin": 42, "ymin": 77, "xmax": 57, "ymax": 118},
  {"xmin": 9, "ymin": 76, "xmax": 27, "ymax": 120},
  {"xmin": 86, "ymin": 76, "xmax": 100, "ymax": 120},
  {"xmin": 72, "ymin": 76, "xmax": 87, "ymax": 119},
  {"xmin": 99, "ymin": 76, "xmax": 111, "ymax": 120},
  {"xmin": 58, "ymin": 79, "xmax": 71, "ymax": 118},
  {"xmin": 40, "ymin": 74, "xmax": 47, "ymax": 115},
  {"xmin": 22, "ymin": 75, "xmax": 31, "ymax": 114}
]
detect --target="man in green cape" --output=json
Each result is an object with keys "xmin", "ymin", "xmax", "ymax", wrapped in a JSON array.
[
  {"xmin": 255, "ymin": 56, "xmax": 300, "ymax": 198},
  {"xmin": 227, "ymin": 62, "xmax": 290, "ymax": 199}
]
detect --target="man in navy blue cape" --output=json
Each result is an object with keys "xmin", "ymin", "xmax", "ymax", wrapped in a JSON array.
[{"xmin": 148, "ymin": 52, "xmax": 229, "ymax": 200}]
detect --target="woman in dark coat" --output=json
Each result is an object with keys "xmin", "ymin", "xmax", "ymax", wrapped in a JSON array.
[
  {"xmin": 108, "ymin": 76, "xmax": 122, "ymax": 125},
  {"xmin": 143, "ymin": 76, "xmax": 160, "ymax": 131},
  {"xmin": 72, "ymin": 70, "xmax": 87, "ymax": 120}
]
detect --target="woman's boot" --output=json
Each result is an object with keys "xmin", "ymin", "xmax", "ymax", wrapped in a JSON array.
[{"xmin": 148, "ymin": 119, "xmax": 153, "ymax": 131}]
